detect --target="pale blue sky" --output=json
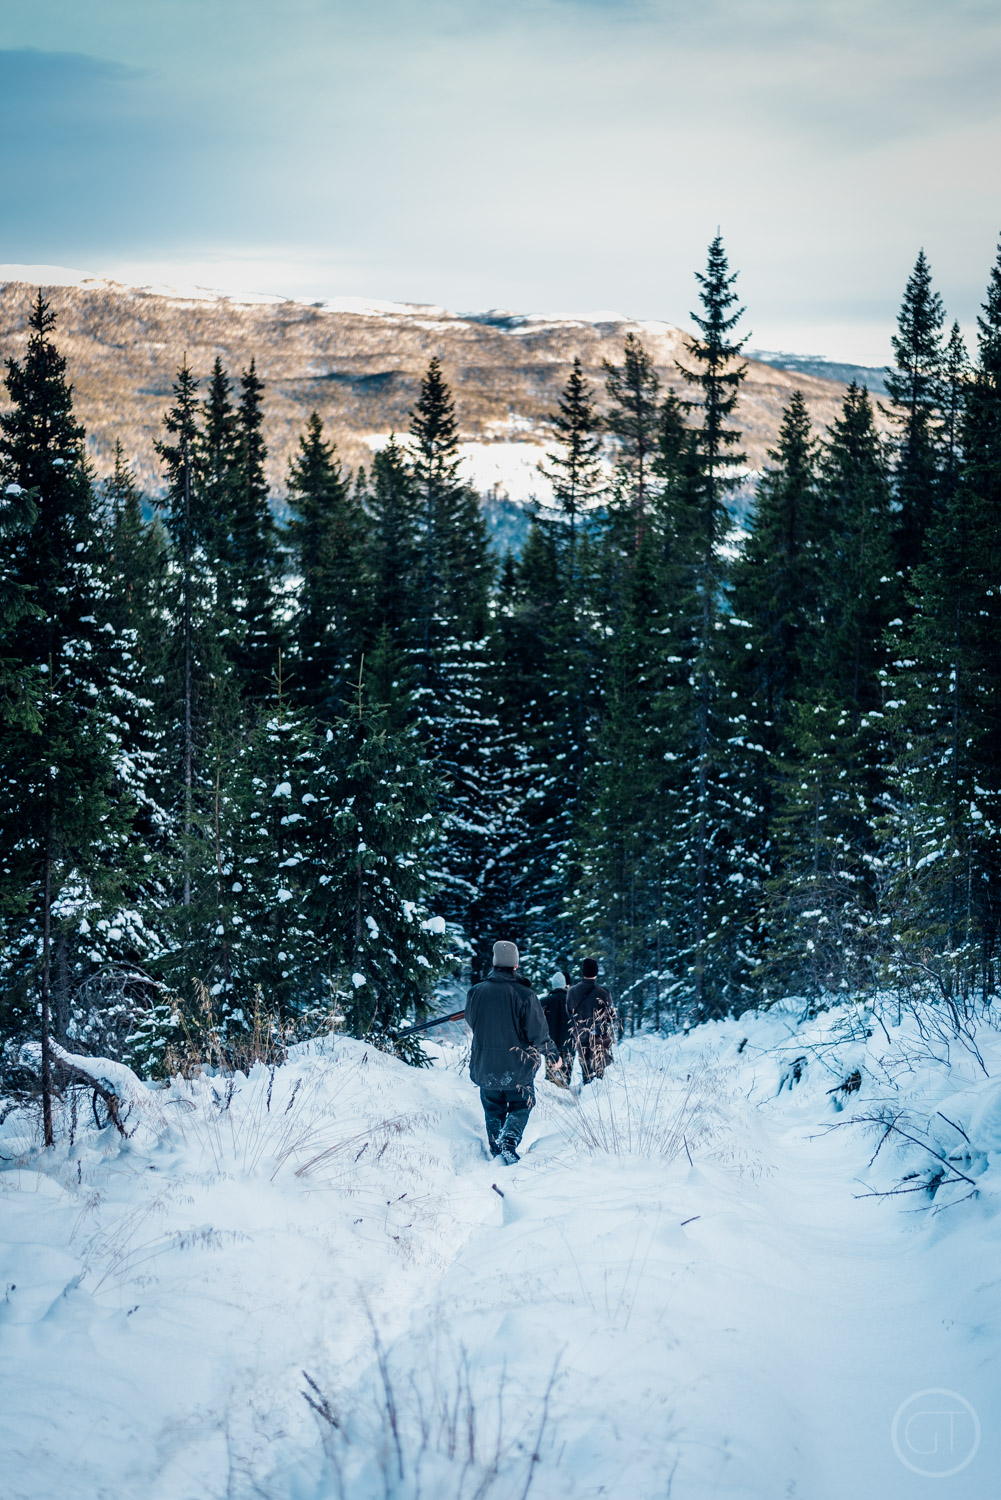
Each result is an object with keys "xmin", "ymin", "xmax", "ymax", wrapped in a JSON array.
[{"xmin": 3, "ymin": 0, "xmax": 1000, "ymax": 360}]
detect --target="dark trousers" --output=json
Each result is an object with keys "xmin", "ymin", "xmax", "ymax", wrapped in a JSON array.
[
  {"xmin": 546, "ymin": 1042, "xmax": 575, "ymax": 1085},
  {"xmin": 480, "ymin": 1086, "xmax": 535, "ymax": 1155},
  {"xmin": 577, "ymin": 1033, "xmax": 611, "ymax": 1084}
]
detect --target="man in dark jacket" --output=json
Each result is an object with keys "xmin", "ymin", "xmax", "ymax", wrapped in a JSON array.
[
  {"xmin": 541, "ymin": 971, "xmax": 573, "ymax": 1085},
  {"xmin": 567, "ymin": 957, "xmax": 616, "ymax": 1084},
  {"xmin": 466, "ymin": 940, "xmax": 559, "ymax": 1164}
]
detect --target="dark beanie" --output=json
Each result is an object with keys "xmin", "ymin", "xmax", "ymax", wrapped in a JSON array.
[{"xmin": 582, "ymin": 957, "xmax": 599, "ymax": 978}]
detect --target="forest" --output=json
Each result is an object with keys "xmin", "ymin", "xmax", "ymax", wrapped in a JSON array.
[{"xmin": 2, "ymin": 233, "xmax": 1000, "ymax": 1117}]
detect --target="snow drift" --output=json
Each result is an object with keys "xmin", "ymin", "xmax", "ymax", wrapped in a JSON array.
[{"xmin": 2, "ymin": 1001, "xmax": 999, "ymax": 1498}]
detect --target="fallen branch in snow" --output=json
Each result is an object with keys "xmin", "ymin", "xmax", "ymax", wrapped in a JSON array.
[
  {"xmin": 842, "ymin": 1109, "xmax": 980, "ymax": 1202},
  {"xmin": 18, "ymin": 1039, "xmax": 147, "ymax": 1137}
]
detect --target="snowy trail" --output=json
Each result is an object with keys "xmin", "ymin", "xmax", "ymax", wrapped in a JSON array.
[
  {"xmin": 2, "ymin": 1012, "xmax": 999, "ymax": 1498},
  {"xmin": 332, "ymin": 1054, "xmax": 995, "ymax": 1499}
]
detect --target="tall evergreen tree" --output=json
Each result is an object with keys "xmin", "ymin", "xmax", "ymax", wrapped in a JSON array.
[
  {"xmin": 407, "ymin": 359, "xmax": 495, "ymax": 961},
  {"xmin": 156, "ymin": 360, "xmax": 241, "ymax": 969},
  {"xmin": 771, "ymin": 384, "xmax": 895, "ymax": 997},
  {"xmin": 198, "ymin": 356, "xmax": 239, "ymax": 592},
  {"xmin": 671, "ymin": 233, "xmax": 747, "ymax": 1016},
  {"xmin": 286, "ymin": 411, "xmax": 368, "ymax": 714},
  {"xmin": 364, "ymin": 436, "xmax": 422, "ymax": 651},
  {"xmin": 229, "ymin": 359, "xmax": 281, "ymax": 696},
  {"xmin": 102, "ymin": 441, "xmax": 168, "ymax": 666},
  {"xmin": 0, "ymin": 480, "xmax": 40, "ymax": 729},
  {"xmin": 0, "ymin": 298, "xmax": 138, "ymax": 1136},
  {"xmin": 311, "ymin": 693, "xmax": 449, "ymax": 1051},
  {"xmin": 726, "ymin": 392, "xmax": 823, "ymax": 991},
  {"xmin": 603, "ymin": 334, "xmax": 661, "ymax": 550},
  {"xmin": 940, "ymin": 320, "xmax": 969, "ymax": 505},
  {"xmin": 884, "ymin": 250, "xmax": 946, "ymax": 572},
  {"xmin": 538, "ymin": 357, "xmax": 604, "ymax": 581},
  {"xmin": 575, "ymin": 532, "xmax": 679, "ymax": 1028},
  {"xmin": 886, "ymin": 238, "xmax": 1001, "ymax": 995},
  {"xmin": 410, "ymin": 357, "xmax": 491, "ymax": 658}
]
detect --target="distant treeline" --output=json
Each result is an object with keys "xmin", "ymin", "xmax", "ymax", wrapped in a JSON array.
[{"xmin": 2, "ymin": 233, "xmax": 1000, "ymax": 1100}]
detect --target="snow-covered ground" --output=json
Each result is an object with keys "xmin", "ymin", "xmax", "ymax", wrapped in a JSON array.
[
  {"xmin": 365, "ymin": 430, "xmax": 556, "ymax": 508},
  {"xmin": 3, "ymin": 1001, "xmax": 999, "ymax": 1498}
]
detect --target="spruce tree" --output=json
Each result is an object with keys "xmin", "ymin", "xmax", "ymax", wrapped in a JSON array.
[
  {"xmin": 488, "ymin": 522, "xmax": 580, "ymax": 972},
  {"xmin": 771, "ymin": 384, "xmax": 895, "ymax": 997},
  {"xmin": 229, "ymin": 359, "xmax": 281, "ymax": 697},
  {"xmin": 575, "ymin": 532, "xmax": 679, "ymax": 1028},
  {"xmin": 156, "ymin": 359, "xmax": 241, "ymax": 987},
  {"xmin": 0, "ymin": 298, "xmax": 138, "ymax": 1135},
  {"xmin": 603, "ymin": 334, "xmax": 661, "ymax": 550},
  {"xmin": 407, "ymin": 359, "xmax": 495, "ymax": 960},
  {"xmin": 940, "ymin": 320, "xmax": 969, "ymax": 504},
  {"xmin": 885, "ymin": 239, "xmax": 1001, "ymax": 997},
  {"xmin": 198, "ymin": 357, "xmax": 239, "ymax": 595},
  {"xmin": 312, "ymin": 693, "xmax": 449, "ymax": 1053},
  {"xmin": 0, "ymin": 480, "xmax": 40, "ymax": 729},
  {"xmin": 103, "ymin": 441, "xmax": 168, "ymax": 670},
  {"xmin": 671, "ymin": 234, "xmax": 747, "ymax": 1017},
  {"xmin": 364, "ymin": 436, "xmax": 422, "ymax": 652},
  {"xmin": 410, "ymin": 357, "xmax": 491, "ymax": 659},
  {"xmin": 884, "ymin": 250, "xmax": 945, "ymax": 572},
  {"xmin": 99, "ymin": 441, "xmax": 171, "ymax": 917},
  {"xmin": 538, "ymin": 357, "xmax": 604, "ymax": 581},
  {"xmin": 726, "ymin": 391, "xmax": 822, "ymax": 992},
  {"xmin": 286, "ymin": 411, "xmax": 368, "ymax": 714}
]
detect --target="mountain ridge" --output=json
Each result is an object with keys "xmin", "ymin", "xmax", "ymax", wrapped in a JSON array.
[{"xmin": 0, "ymin": 270, "xmax": 875, "ymax": 502}]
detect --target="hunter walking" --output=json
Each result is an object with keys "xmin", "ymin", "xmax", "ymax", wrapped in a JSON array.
[
  {"xmin": 542, "ymin": 970, "xmax": 574, "ymax": 1085},
  {"xmin": 567, "ymin": 957, "xmax": 617, "ymax": 1084},
  {"xmin": 466, "ymin": 940, "xmax": 559, "ymax": 1164}
]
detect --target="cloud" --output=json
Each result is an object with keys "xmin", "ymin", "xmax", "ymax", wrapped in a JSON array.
[
  {"xmin": 1, "ymin": 4, "xmax": 1000, "ymax": 361},
  {"xmin": 0, "ymin": 47, "xmax": 269, "ymax": 254}
]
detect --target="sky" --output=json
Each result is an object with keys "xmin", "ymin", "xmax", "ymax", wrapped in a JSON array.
[{"xmin": 3, "ymin": 0, "xmax": 1000, "ymax": 363}]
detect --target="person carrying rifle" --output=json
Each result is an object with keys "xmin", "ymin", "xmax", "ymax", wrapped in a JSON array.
[
  {"xmin": 567, "ymin": 957, "xmax": 617, "ymax": 1084},
  {"xmin": 466, "ymin": 940, "xmax": 560, "ymax": 1165}
]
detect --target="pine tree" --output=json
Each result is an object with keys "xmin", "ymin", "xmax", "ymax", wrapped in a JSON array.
[
  {"xmin": 726, "ymin": 391, "xmax": 822, "ymax": 992},
  {"xmin": 98, "ymin": 441, "xmax": 171, "ymax": 930},
  {"xmin": 211, "ymin": 684, "xmax": 325, "ymax": 1024},
  {"xmin": 603, "ymin": 334, "xmax": 660, "ymax": 550},
  {"xmin": 410, "ymin": 357, "xmax": 491, "ymax": 659},
  {"xmin": 286, "ymin": 411, "xmax": 368, "ymax": 714},
  {"xmin": 0, "ymin": 297, "xmax": 138, "ymax": 1137},
  {"xmin": 102, "ymin": 441, "xmax": 168, "ymax": 669},
  {"xmin": 671, "ymin": 233, "xmax": 747, "ymax": 1017},
  {"xmin": 538, "ymin": 357, "xmax": 604, "ymax": 581},
  {"xmin": 885, "ymin": 240, "xmax": 1001, "ymax": 998},
  {"xmin": 156, "ymin": 360, "xmax": 241, "ymax": 975},
  {"xmin": 364, "ymin": 436, "xmax": 422, "ymax": 652},
  {"xmin": 884, "ymin": 250, "xmax": 946, "ymax": 572},
  {"xmin": 0, "ymin": 480, "xmax": 40, "ymax": 729},
  {"xmin": 575, "ymin": 532, "xmax": 679, "ymax": 1028},
  {"xmin": 310, "ymin": 688, "xmax": 449, "ymax": 1052},
  {"xmin": 485, "ymin": 359, "xmax": 608, "ymax": 970},
  {"xmin": 407, "ymin": 360, "xmax": 495, "ymax": 960},
  {"xmin": 229, "ymin": 359, "xmax": 281, "ymax": 697},
  {"xmin": 488, "ymin": 522, "xmax": 580, "ymax": 972},
  {"xmin": 198, "ymin": 357, "xmax": 239, "ymax": 594},
  {"xmin": 940, "ymin": 321, "xmax": 969, "ymax": 504},
  {"xmin": 771, "ymin": 384, "xmax": 895, "ymax": 997}
]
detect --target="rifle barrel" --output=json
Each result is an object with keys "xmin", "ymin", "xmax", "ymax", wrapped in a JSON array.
[{"xmin": 396, "ymin": 1009, "xmax": 466, "ymax": 1039}]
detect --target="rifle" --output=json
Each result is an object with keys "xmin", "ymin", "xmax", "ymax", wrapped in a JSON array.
[{"xmin": 395, "ymin": 1008, "xmax": 466, "ymax": 1039}]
